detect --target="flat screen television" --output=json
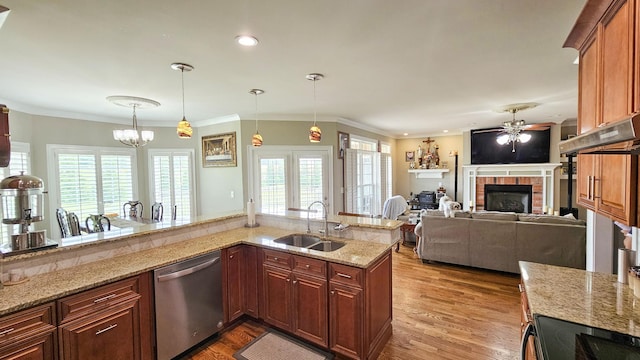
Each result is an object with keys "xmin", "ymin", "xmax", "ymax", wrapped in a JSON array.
[{"xmin": 470, "ymin": 127, "xmax": 550, "ymax": 164}]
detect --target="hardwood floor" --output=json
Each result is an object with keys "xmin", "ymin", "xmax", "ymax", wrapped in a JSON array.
[{"xmin": 180, "ymin": 246, "xmax": 522, "ymax": 360}]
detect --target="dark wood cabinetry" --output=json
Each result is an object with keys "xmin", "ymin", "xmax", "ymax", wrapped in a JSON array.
[
  {"xmin": 0, "ymin": 303, "xmax": 57, "ymax": 360},
  {"xmin": 519, "ymin": 281, "xmax": 537, "ymax": 360},
  {"xmin": 261, "ymin": 249, "xmax": 328, "ymax": 347},
  {"xmin": 567, "ymin": 0, "xmax": 638, "ymax": 225},
  {"xmin": 329, "ymin": 252, "xmax": 393, "ymax": 360},
  {"xmin": 223, "ymin": 245, "xmax": 260, "ymax": 323},
  {"xmin": 57, "ymin": 274, "xmax": 153, "ymax": 360}
]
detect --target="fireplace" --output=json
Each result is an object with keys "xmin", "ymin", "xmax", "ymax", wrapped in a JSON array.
[{"xmin": 484, "ymin": 184, "xmax": 532, "ymax": 213}]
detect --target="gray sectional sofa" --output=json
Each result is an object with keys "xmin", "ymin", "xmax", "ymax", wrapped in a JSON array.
[{"xmin": 416, "ymin": 210, "xmax": 586, "ymax": 273}]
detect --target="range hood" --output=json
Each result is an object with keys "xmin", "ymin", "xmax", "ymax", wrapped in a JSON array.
[{"xmin": 559, "ymin": 114, "xmax": 640, "ymax": 155}]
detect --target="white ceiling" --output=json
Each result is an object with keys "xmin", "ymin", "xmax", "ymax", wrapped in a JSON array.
[{"xmin": 0, "ymin": 0, "xmax": 585, "ymax": 138}]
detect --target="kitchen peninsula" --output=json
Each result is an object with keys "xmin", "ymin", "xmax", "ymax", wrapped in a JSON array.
[
  {"xmin": 520, "ymin": 261, "xmax": 640, "ymax": 359},
  {"xmin": 0, "ymin": 213, "xmax": 400, "ymax": 360}
]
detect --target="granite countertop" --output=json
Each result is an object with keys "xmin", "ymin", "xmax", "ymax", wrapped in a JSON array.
[
  {"xmin": 520, "ymin": 261, "xmax": 640, "ymax": 337},
  {"xmin": 0, "ymin": 226, "xmax": 393, "ymax": 317}
]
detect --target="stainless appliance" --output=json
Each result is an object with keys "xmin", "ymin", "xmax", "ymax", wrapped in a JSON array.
[
  {"xmin": 523, "ymin": 315, "xmax": 640, "ymax": 359},
  {"xmin": 559, "ymin": 114, "xmax": 640, "ymax": 155},
  {"xmin": 154, "ymin": 251, "xmax": 224, "ymax": 360},
  {"xmin": 0, "ymin": 171, "xmax": 47, "ymax": 250}
]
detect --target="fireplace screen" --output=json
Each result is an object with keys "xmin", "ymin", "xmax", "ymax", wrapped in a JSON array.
[{"xmin": 484, "ymin": 184, "xmax": 532, "ymax": 213}]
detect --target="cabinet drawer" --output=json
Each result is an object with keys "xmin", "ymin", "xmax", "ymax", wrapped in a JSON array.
[
  {"xmin": 262, "ymin": 249, "xmax": 292, "ymax": 269},
  {"xmin": 293, "ymin": 255, "xmax": 326, "ymax": 278},
  {"xmin": 329, "ymin": 263, "xmax": 363, "ymax": 288},
  {"xmin": 0, "ymin": 303, "xmax": 56, "ymax": 349},
  {"xmin": 57, "ymin": 276, "xmax": 142, "ymax": 324}
]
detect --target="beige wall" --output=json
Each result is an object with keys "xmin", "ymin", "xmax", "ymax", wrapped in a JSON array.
[{"xmin": 395, "ymin": 135, "xmax": 464, "ymax": 202}]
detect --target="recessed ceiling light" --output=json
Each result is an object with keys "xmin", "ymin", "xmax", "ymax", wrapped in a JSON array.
[
  {"xmin": 403, "ymin": 133, "xmax": 409, "ymax": 136},
  {"xmin": 443, "ymin": 129, "xmax": 449, "ymax": 133},
  {"xmin": 236, "ymin": 35, "xmax": 259, "ymax": 47}
]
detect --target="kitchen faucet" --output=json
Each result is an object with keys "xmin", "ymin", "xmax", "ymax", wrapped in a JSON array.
[{"xmin": 307, "ymin": 201, "xmax": 329, "ymax": 236}]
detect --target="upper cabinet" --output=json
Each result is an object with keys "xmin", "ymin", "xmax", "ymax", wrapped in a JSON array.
[{"xmin": 565, "ymin": 0, "xmax": 638, "ymax": 225}]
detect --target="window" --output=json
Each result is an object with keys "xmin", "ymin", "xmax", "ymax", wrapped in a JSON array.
[
  {"xmin": 249, "ymin": 146, "xmax": 332, "ymax": 217},
  {"xmin": 344, "ymin": 136, "xmax": 392, "ymax": 216},
  {"xmin": 47, "ymin": 145, "xmax": 137, "ymax": 228},
  {"xmin": 148, "ymin": 149, "xmax": 195, "ymax": 220}
]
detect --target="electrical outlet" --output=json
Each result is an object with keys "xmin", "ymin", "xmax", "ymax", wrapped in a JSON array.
[{"xmin": 230, "ymin": 190, "xmax": 235, "ymax": 198}]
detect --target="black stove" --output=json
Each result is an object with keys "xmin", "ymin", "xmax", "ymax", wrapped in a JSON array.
[{"xmin": 534, "ymin": 315, "xmax": 640, "ymax": 360}]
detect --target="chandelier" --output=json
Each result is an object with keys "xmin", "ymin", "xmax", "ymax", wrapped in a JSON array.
[{"xmin": 109, "ymin": 96, "xmax": 159, "ymax": 147}]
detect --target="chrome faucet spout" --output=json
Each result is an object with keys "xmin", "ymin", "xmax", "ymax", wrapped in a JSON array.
[{"xmin": 307, "ymin": 201, "xmax": 328, "ymax": 237}]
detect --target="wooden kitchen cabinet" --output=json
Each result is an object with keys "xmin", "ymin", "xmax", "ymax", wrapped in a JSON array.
[
  {"xmin": 329, "ymin": 251, "xmax": 392, "ymax": 360},
  {"xmin": 567, "ymin": 0, "xmax": 638, "ymax": 225},
  {"xmin": 223, "ymin": 245, "xmax": 260, "ymax": 323},
  {"xmin": 261, "ymin": 249, "xmax": 328, "ymax": 347},
  {"xmin": 0, "ymin": 303, "xmax": 57, "ymax": 360},
  {"xmin": 519, "ymin": 281, "xmax": 537, "ymax": 360},
  {"xmin": 57, "ymin": 273, "xmax": 153, "ymax": 360}
]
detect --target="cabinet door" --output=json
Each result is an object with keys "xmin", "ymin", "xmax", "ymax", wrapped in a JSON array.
[
  {"xmin": 597, "ymin": 154, "xmax": 637, "ymax": 223},
  {"xmin": 577, "ymin": 154, "xmax": 597, "ymax": 210},
  {"xmin": 601, "ymin": 0, "xmax": 634, "ymax": 124},
  {"xmin": 0, "ymin": 105, "xmax": 9, "ymax": 168},
  {"xmin": 224, "ymin": 246, "xmax": 244, "ymax": 323},
  {"xmin": 578, "ymin": 34, "xmax": 599, "ymax": 134},
  {"xmin": 262, "ymin": 265, "xmax": 292, "ymax": 331},
  {"xmin": 243, "ymin": 245, "xmax": 259, "ymax": 318},
  {"xmin": 329, "ymin": 283, "xmax": 363, "ymax": 360},
  {"xmin": 0, "ymin": 303, "xmax": 56, "ymax": 360},
  {"xmin": 292, "ymin": 273, "xmax": 328, "ymax": 347},
  {"xmin": 59, "ymin": 301, "xmax": 139, "ymax": 360}
]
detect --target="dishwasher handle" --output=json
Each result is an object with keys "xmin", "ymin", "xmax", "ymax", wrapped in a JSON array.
[{"xmin": 157, "ymin": 257, "xmax": 220, "ymax": 282}]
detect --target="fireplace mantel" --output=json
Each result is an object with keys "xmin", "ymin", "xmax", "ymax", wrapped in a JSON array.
[{"xmin": 463, "ymin": 163, "xmax": 561, "ymax": 213}]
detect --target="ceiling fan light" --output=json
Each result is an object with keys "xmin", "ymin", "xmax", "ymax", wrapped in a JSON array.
[
  {"xmin": 496, "ymin": 134, "xmax": 509, "ymax": 145},
  {"xmin": 518, "ymin": 133, "xmax": 532, "ymax": 143}
]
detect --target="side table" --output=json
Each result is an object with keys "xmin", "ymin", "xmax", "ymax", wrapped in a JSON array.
[{"xmin": 396, "ymin": 222, "xmax": 418, "ymax": 252}]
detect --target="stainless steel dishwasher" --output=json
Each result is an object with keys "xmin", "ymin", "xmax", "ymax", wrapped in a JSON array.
[{"xmin": 154, "ymin": 250, "xmax": 224, "ymax": 360}]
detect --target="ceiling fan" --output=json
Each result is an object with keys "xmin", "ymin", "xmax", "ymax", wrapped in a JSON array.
[{"xmin": 476, "ymin": 103, "xmax": 554, "ymax": 152}]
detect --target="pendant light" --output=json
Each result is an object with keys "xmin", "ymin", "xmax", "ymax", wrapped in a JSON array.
[
  {"xmin": 171, "ymin": 62, "xmax": 194, "ymax": 139},
  {"xmin": 249, "ymin": 89, "xmax": 264, "ymax": 146},
  {"xmin": 108, "ymin": 95, "xmax": 159, "ymax": 147},
  {"xmin": 306, "ymin": 73, "xmax": 324, "ymax": 142}
]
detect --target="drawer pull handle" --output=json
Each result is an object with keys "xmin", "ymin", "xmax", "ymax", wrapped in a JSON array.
[
  {"xmin": 94, "ymin": 294, "xmax": 117, "ymax": 303},
  {"xmin": 0, "ymin": 328, "xmax": 14, "ymax": 336},
  {"xmin": 274, "ymin": 257, "xmax": 279, "ymax": 261},
  {"xmin": 305, "ymin": 264, "xmax": 310, "ymax": 269},
  {"xmin": 286, "ymin": 278, "xmax": 291, "ymax": 282},
  {"xmin": 293, "ymin": 280, "xmax": 298, "ymax": 284},
  {"xmin": 95, "ymin": 324, "xmax": 118, "ymax": 335},
  {"xmin": 331, "ymin": 291, "xmax": 335, "ymax": 295},
  {"xmin": 229, "ymin": 255, "xmax": 234, "ymax": 259},
  {"xmin": 518, "ymin": 284, "xmax": 523, "ymax": 293},
  {"xmin": 337, "ymin": 273, "xmax": 352, "ymax": 279}
]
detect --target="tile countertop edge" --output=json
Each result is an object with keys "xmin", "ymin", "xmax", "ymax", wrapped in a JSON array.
[
  {"xmin": 0, "ymin": 226, "xmax": 393, "ymax": 317},
  {"xmin": 519, "ymin": 261, "xmax": 640, "ymax": 338}
]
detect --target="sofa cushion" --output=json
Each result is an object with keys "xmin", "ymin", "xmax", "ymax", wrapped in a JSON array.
[
  {"xmin": 425, "ymin": 210, "xmax": 445, "ymax": 217},
  {"xmin": 454, "ymin": 211, "xmax": 472, "ymax": 218},
  {"xmin": 517, "ymin": 214, "xmax": 586, "ymax": 226},
  {"xmin": 471, "ymin": 211, "xmax": 518, "ymax": 221}
]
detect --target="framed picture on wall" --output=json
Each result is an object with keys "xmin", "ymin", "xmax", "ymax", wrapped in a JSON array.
[
  {"xmin": 338, "ymin": 132, "xmax": 350, "ymax": 159},
  {"xmin": 405, "ymin": 151, "xmax": 415, "ymax": 162},
  {"xmin": 202, "ymin": 132, "xmax": 237, "ymax": 167}
]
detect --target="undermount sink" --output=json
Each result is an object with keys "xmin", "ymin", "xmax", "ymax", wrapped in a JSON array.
[
  {"xmin": 307, "ymin": 240, "xmax": 345, "ymax": 252},
  {"xmin": 273, "ymin": 234, "xmax": 322, "ymax": 247},
  {"xmin": 272, "ymin": 234, "xmax": 345, "ymax": 252}
]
